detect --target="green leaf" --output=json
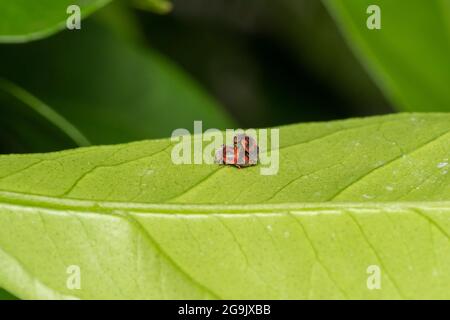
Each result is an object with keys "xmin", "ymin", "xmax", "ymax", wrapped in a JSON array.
[
  {"xmin": 0, "ymin": 79, "xmax": 90, "ymax": 153},
  {"xmin": 0, "ymin": 0, "xmax": 112, "ymax": 43},
  {"xmin": 0, "ymin": 19, "xmax": 234, "ymax": 146},
  {"xmin": 0, "ymin": 288, "xmax": 17, "ymax": 300},
  {"xmin": 1, "ymin": 113, "xmax": 450, "ymax": 299},
  {"xmin": 324, "ymin": 0, "xmax": 450, "ymax": 112},
  {"xmin": 132, "ymin": 0, "xmax": 173, "ymax": 14}
]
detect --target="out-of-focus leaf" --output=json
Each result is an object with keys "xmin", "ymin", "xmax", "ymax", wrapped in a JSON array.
[
  {"xmin": 0, "ymin": 0, "xmax": 112, "ymax": 43},
  {"xmin": 95, "ymin": 0, "xmax": 148, "ymax": 45},
  {"xmin": 267, "ymin": 0, "xmax": 393, "ymax": 116},
  {"xmin": 0, "ymin": 79, "xmax": 90, "ymax": 153},
  {"xmin": 324, "ymin": 0, "xmax": 450, "ymax": 112},
  {"xmin": 132, "ymin": 0, "xmax": 173, "ymax": 14},
  {"xmin": 0, "ymin": 19, "xmax": 234, "ymax": 146},
  {"xmin": 0, "ymin": 81, "xmax": 86, "ymax": 153},
  {"xmin": 0, "ymin": 288, "xmax": 17, "ymax": 300}
]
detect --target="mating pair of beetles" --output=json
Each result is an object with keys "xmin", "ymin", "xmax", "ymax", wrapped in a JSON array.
[{"xmin": 214, "ymin": 134, "xmax": 259, "ymax": 168}]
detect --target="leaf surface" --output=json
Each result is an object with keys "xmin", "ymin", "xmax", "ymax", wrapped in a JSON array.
[
  {"xmin": 0, "ymin": 0, "xmax": 112, "ymax": 43},
  {"xmin": 1, "ymin": 113, "xmax": 450, "ymax": 299},
  {"xmin": 324, "ymin": 0, "xmax": 450, "ymax": 112}
]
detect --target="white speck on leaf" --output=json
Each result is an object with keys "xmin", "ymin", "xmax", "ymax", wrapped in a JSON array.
[
  {"xmin": 362, "ymin": 194, "xmax": 374, "ymax": 199},
  {"xmin": 142, "ymin": 169, "xmax": 154, "ymax": 176},
  {"xmin": 385, "ymin": 185, "xmax": 394, "ymax": 191},
  {"xmin": 437, "ymin": 162, "xmax": 448, "ymax": 169},
  {"xmin": 266, "ymin": 225, "xmax": 272, "ymax": 232}
]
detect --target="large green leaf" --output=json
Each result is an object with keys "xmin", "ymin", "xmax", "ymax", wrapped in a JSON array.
[
  {"xmin": 324, "ymin": 0, "xmax": 450, "ymax": 112},
  {"xmin": 1, "ymin": 113, "xmax": 450, "ymax": 299},
  {"xmin": 0, "ymin": 19, "xmax": 234, "ymax": 147},
  {"xmin": 0, "ymin": 0, "xmax": 112, "ymax": 43}
]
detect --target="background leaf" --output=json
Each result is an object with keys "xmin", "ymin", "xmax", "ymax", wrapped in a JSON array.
[
  {"xmin": 0, "ymin": 288, "xmax": 17, "ymax": 300},
  {"xmin": 132, "ymin": 0, "xmax": 173, "ymax": 14},
  {"xmin": 0, "ymin": 0, "xmax": 112, "ymax": 43},
  {"xmin": 324, "ymin": 0, "xmax": 450, "ymax": 112},
  {"xmin": 1, "ymin": 113, "xmax": 450, "ymax": 299},
  {"xmin": 0, "ymin": 17, "xmax": 235, "ymax": 149},
  {"xmin": 0, "ymin": 79, "xmax": 90, "ymax": 153}
]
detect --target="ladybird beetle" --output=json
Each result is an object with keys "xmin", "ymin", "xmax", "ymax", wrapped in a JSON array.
[
  {"xmin": 214, "ymin": 134, "xmax": 259, "ymax": 168},
  {"xmin": 233, "ymin": 134, "xmax": 259, "ymax": 163},
  {"xmin": 214, "ymin": 145, "xmax": 235, "ymax": 165}
]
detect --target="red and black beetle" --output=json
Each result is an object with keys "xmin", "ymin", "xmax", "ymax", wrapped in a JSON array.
[{"xmin": 215, "ymin": 134, "xmax": 259, "ymax": 168}]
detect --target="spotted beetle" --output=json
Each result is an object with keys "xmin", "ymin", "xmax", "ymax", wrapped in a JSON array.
[
  {"xmin": 233, "ymin": 134, "xmax": 259, "ymax": 159},
  {"xmin": 214, "ymin": 134, "xmax": 259, "ymax": 168},
  {"xmin": 214, "ymin": 145, "xmax": 235, "ymax": 165}
]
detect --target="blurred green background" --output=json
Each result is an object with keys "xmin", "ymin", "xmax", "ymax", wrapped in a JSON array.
[
  {"xmin": 0, "ymin": 0, "xmax": 389, "ymax": 154},
  {"xmin": 0, "ymin": 0, "xmax": 448, "ymax": 153}
]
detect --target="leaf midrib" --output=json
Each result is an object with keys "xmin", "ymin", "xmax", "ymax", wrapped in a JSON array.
[{"xmin": 1, "ymin": 190, "xmax": 450, "ymax": 215}]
